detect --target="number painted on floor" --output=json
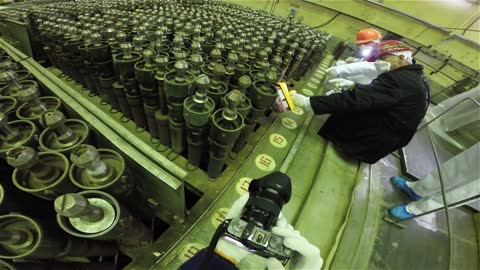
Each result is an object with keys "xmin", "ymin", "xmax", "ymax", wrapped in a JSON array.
[
  {"xmin": 236, "ymin": 177, "xmax": 252, "ymax": 195},
  {"xmin": 211, "ymin": 208, "xmax": 230, "ymax": 228},
  {"xmin": 282, "ymin": 117, "xmax": 298, "ymax": 129},
  {"xmin": 255, "ymin": 154, "xmax": 276, "ymax": 171},
  {"xmin": 269, "ymin": 133, "xmax": 288, "ymax": 148}
]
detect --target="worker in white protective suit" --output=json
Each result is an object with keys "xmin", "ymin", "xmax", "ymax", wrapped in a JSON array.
[
  {"xmin": 389, "ymin": 142, "xmax": 480, "ymax": 219},
  {"xmin": 326, "ymin": 28, "xmax": 393, "ymax": 90},
  {"xmin": 337, "ymin": 28, "xmax": 383, "ymax": 65}
]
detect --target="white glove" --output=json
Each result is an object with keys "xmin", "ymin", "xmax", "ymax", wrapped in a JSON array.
[
  {"xmin": 345, "ymin": 56, "xmax": 358, "ymax": 63},
  {"xmin": 290, "ymin": 91, "xmax": 312, "ymax": 111},
  {"xmin": 216, "ymin": 194, "xmax": 288, "ymax": 265},
  {"xmin": 335, "ymin": 57, "xmax": 357, "ymax": 66},
  {"xmin": 266, "ymin": 224, "xmax": 323, "ymax": 270},
  {"xmin": 326, "ymin": 66, "xmax": 341, "ymax": 77},
  {"xmin": 374, "ymin": 60, "xmax": 391, "ymax": 73},
  {"xmin": 225, "ymin": 193, "xmax": 249, "ymax": 220},
  {"xmin": 325, "ymin": 89, "xmax": 338, "ymax": 96},
  {"xmin": 328, "ymin": 78, "xmax": 355, "ymax": 90},
  {"xmin": 215, "ymin": 194, "xmax": 251, "ymax": 265}
]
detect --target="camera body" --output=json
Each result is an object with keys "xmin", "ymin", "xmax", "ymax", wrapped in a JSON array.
[{"xmin": 223, "ymin": 217, "xmax": 293, "ymax": 260}]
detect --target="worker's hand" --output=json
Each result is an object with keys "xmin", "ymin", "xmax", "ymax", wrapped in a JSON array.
[
  {"xmin": 266, "ymin": 224, "xmax": 323, "ymax": 270},
  {"xmin": 374, "ymin": 60, "xmax": 391, "ymax": 73},
  {"xmin": 216, "ymin": 194, "xmax": 288, "ymax": 265},
  {"xmin": 335, "ymin": 57, "xmax": 358, "ymax": 66},
  {"xmin": 224, "ymin": 193, "xmax": 288, "ymax": 227},
  {"xmin": 215, "ymin": 194, "xmax": 250, "ymax": 265},
  {"xmin": 225, "ymin": 193, "xmax": 249, "ymax": 220},
  {"xmin": 215, "ymin": 238, "xmax": 250, "ymax": 265},
  {"xmin": 325, "ymin": 89, "xmax": 339, "ymax": 96},
  {"xmin": 345, "ymin": 56, "xmax": 358, "ymax": 63},
  {"xmin": 326, "ymin": 66, "xmax": 341, "ymax": 77},
  {"xmin": 328, "ymin": 78, "xmax": 355, "ymax": 90},
  {"xmin": 290, "ymin": 91, "xmax": 312, "ymax": 111}
]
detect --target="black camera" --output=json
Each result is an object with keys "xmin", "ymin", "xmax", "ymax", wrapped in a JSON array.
[{"xmin": 222, "ymin": 171, "xmax": 293, "ymax": 260}]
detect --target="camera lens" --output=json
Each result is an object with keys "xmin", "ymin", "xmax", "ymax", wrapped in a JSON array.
[{"xmin": 241, "ymin": 172, "xmax": 292, "ymax": 230}]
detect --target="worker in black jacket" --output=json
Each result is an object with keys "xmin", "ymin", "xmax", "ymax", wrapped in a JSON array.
[{"xmin": 291, "ymin": 40, "xmax": 430, "ymax": 164}]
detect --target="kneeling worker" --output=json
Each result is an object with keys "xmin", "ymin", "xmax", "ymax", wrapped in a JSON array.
[
  {"xmin": 291, "ymin": 40, "xmax": 430, "ymax": 164},
  {"xmin": 328, "ymin": 28, "xmax": 390, "ymax": 85}
]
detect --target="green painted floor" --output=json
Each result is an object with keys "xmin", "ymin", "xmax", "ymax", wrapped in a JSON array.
[
  {"xmin": 148, "ymin": 54, "xmax": 370, "ymax": 270},
  {"xmin": 287, "ymin": 116, "xmax": 363, "ymax": 262},
  {"xmin": 156, "ymin": 124, "xmax": 365, "ymax": 270}
]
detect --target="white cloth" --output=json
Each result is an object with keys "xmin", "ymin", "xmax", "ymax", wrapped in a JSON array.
[
  {"xmin": 326, "ymin": 60, "xmax": 391, "ymax": 85},
  {"xmin": 406, "ymin": 142, "xmax": 480, "ymax": 215}
]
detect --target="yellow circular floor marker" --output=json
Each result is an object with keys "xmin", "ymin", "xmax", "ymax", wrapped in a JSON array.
[
  {"xmin": 310, "ymin": 77, "xmax": 320, "ymax": 84},
  {"xmin": 292, "ymin": 106, "xmax": 304, "ymax": 115},
  {"xmin": 211, "ymin": 207, "xmax": 230, "ymax": 228},
  {"xmin": 269, "ymin": 133, "xmax": 288, "ymax": 149},
  {"xmin": 281, "ymin": 117, "xmax": 298, "ymax": 129},
  {"xmin": 307, "ymin": 82, "xmax": 318, "ymax": 89},
  {"xmin": 302, "ymin": 89, "xmax": 314, "ymax": 96},
  {"xmin": 255, "ymin": 154, "xmax": 276, "ymax": 171},
  {"xmin": 236, "ymin": 177, "xmax": 253, "ymax": 195}
]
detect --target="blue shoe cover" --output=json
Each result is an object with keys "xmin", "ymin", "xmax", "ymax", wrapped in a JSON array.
[
  {"xmin": 391, "ymin": 176, "xmax": 422, "ymax": 201},
  {"xmin": 390, "ymin": 205, "xmax": 415, "ymax": 220}
]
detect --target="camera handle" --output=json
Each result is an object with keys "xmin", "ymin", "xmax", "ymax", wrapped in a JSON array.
[{"xmin": 199, "ymin": 219, "xmax": 232, "ymax": 270}]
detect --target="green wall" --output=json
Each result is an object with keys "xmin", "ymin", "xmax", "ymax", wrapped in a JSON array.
[
  {"xmin": 379, "ymin": 0, "xmax": 479, "ymax": 41},
  {"xmin": 225, "ymin": 0, "xmax": 479, "ymax": 71}
]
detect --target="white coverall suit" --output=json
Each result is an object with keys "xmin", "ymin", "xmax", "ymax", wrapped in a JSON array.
[
  {"xmin": 406, "ymin": 142, "xmax": 480, "ymax": 215},
  {"xmin": 328, "ymin": 60, "xmax": 391, "ymax": 85}
]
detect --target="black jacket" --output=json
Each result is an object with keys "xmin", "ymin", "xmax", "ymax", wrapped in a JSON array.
[{"xmin": 310, "ymin": 64, "xmax": 430, "ymax": 164}]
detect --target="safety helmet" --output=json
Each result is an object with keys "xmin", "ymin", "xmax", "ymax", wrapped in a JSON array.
[
  {"xmin": 355, "ymin": 28, "xmax": 382, "ymax": 44},
  {"xmin": 367, "ymin": 40, "xmax": 413, "ymax": 62}
]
